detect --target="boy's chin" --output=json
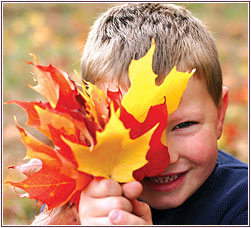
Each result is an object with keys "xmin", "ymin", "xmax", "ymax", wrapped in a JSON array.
[
  {"xmin": 140, "ymin": 176, "xmax": 189, "ymax": 210},
  {"xmin": 139, "ymin": 192, "xmax": 187, "ymax": 210}
]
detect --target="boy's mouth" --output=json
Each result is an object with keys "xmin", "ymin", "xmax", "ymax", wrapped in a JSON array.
[
  {"xmin": 143, "ymin": 172, "xmax": 187, "ymax": 192},
  {"xmin": 148, "ymin": 173, "xmax": 184, "ymax": 184}
]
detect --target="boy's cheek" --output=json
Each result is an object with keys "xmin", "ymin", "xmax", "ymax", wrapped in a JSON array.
[
  {"xmin": 169, "ymin": 130, "xmax": 218, "ymax": 165},
  {"xmin": 189, "ymin": 138, "xmax": 217, "ymax": 162},
  {"xmin": 190, "ymin": 134, "xmax": 218, "ymax": 166}
]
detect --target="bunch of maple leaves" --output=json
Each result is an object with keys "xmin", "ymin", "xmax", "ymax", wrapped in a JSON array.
[{"xmin": 6, "ymin": 42, "xmax": 194, "ymax": 210}]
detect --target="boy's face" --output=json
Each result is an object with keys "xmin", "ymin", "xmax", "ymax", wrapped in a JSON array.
[
  {"xmin": 139, "ymin": 77, "xmax": 228, "ymax": 210},
  {"xmin": 97, "ymin": 76, "xmax": 228, "ymax": 210}
]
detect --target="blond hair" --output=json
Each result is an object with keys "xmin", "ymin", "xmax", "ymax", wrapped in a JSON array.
[{"xmin": 81, "ymin": 3, "xmax": 222, "ymax": 105}]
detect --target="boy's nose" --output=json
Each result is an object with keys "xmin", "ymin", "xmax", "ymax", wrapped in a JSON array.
[{"xmin": 162, "ymin": 132, "xmax": 180, "ymax": 164}]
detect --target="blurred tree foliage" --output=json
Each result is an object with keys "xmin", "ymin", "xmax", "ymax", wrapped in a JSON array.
[{"xmin": 2, "ymin": 3, "xmax": 248, "ymax": 225}]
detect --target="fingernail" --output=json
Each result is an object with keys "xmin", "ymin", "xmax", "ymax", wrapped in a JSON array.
[{"xmin": 109, "ymin": 210, "xmax": 119, "ymax": 221}]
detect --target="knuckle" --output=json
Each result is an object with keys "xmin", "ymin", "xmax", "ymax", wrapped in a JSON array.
[
  {"xmin": 112, "ymin": 197, "xmax": 124, "ymax": 209},
  {"xmin": 100, "ymin": 179, "xmax": 112, "ymax": 191},
  {"xmin": 99, "ymin": 179, "xmax": 116, "ymax": 192},
  {"xmin": 111, "ymin": 197, "xmax": 132, "ymax": 212},
  {"xmin": 99, "ymin": 179, "xmax": 122, "ymax": 196}
]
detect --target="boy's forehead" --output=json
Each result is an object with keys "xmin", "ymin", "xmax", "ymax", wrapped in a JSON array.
[
  {"xmin": 179, "ymin": 77, "xmax": 208, "ymax": 103},
  {"xmin": 170, "ymin": 77, "xmax": 216, "ymax": 117}
]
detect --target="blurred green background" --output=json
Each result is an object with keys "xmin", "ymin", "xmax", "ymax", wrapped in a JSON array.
[{"xmin": 3, "ymin": 3, "xmax": 249, "ymax": 225}]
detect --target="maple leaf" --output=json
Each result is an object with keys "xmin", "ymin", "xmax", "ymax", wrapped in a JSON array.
[
  {"xmin": 119, "ymin": 102, "xmax": 169, "ymax": 181},
  {"xmin": 7, "ymin": 120, "xmax": 93, "ymax": 210},
  {"xmin": 13, "ymin": 116, "xmax": 58, "ymax": 161},
  {"xmin": 7, "ymin": 100, "xmax": 96, "ymax": 149},
  {"xmin": 78, "ymin": 81, "xmax": 109, "ymax": 129},
  {"xmin": 121, "ymin": 40, "xmax": 195, "ymax": 122},
  {"xmin": 26, "ymin": 58, "xmax": 80, "ymax": 110},
  {"xmin": 107, "ymin": 88, "xmax": 123, "ymax": 111},
  {"xmin": 5, "ymin": 100, "xmax": 48, "ymax": 126},
  {"xmin": 7, "ymin": 160, "xmax": 79, "ymax": 210},
  {"xmin": 6, "ymin": 59, "xmax": 99, "ymax": 209},
  {"xmin": 6, "ymin": 41, "xmax": 194, "ymax": 210},
  {"xmin": 62, "ymin": 106, "xmax": 157, "ymax": 183},
  {"xmin": 26, "ymin": 58, "xmax": 59, "ymax": 109}
]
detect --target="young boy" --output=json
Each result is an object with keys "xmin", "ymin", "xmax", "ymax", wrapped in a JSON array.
[{"xmin": 32, "ymin": 3, "xmax": 248, "ymax": 225}]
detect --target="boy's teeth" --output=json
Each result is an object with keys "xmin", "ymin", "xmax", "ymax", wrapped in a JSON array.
[{"xmin": 149, "ymin": 174, "xmax": 182, "ymax": 184}]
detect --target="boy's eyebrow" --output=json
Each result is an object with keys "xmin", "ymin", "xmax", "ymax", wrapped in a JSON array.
[{"xmin": 168, "ymin": 107, "xmax": 203, "ymax": 123}]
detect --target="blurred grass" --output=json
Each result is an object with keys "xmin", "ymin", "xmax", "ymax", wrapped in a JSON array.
[{"xmin": 3, "ymin": 3, "xmax": 249, "ymax": 225}]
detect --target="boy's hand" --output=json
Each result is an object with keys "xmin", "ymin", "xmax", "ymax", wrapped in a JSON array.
[{"xmin": 79, "ymin": 179, "xmax": 152, "ymax": 225}]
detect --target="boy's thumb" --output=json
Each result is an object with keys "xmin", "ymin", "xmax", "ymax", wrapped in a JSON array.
[{"xmin": 122, "ymin": 181, "xmax": 143, "ymax": 200}]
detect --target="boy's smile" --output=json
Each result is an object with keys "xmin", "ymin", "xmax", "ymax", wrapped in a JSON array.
[
  {"xmin": 140, "ymin": 77, "xmax": 228, "ymax": 210},
  {"xmin": 143, "ymin": 171, "xmax": 187, "ymax": 192}
]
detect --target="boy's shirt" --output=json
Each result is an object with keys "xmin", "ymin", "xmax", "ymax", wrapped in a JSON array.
[{"xmin": 151, "ymin": 150, "xmax": 248, "ymax": 225}]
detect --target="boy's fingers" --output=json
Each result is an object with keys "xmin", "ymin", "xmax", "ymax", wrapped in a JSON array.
[
  {"xmin": 83, "ymin": 178, "xmax": 122, "ymax": 197},
  {"xmin": 132, "ymin": 199, "xmax": 152, "ymax": 224},
  {"xmin": 122, "ymin": 181, "xmax": 143, "ymax": 200},
  {"xmin": 108, "ymin": 209, "xmax": 151, "ymax": 225},
  {"xmin": 79, "ymin": 194, "xmax": 133, "ymax": 217}
]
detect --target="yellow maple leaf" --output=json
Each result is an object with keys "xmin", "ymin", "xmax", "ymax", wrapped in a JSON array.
[
  {"xmin": 121, "ymin": 41, "xmax": 195, "ymax": 122},
  {"xmin": 63, "ymin": 106, "xmax": 157, "ymax": 183}
]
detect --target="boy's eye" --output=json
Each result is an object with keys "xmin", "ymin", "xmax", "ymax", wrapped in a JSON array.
[{"xmin": 172, "ymin": 121, "xmax": 197, "ymax": 131}]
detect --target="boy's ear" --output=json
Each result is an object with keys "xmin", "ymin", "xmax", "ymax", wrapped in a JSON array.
[{"xmin": 217, "ymin": 86, "xmax": 229, "ymax": 139}]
